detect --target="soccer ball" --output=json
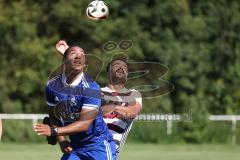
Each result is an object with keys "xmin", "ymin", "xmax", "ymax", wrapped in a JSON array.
[{"xmin": 86, "ymin": 0, "xmax": 109, "ymax": 20}]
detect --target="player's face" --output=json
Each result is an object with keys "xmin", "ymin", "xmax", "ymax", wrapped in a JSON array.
[
  {"xmin": 110, "ymin": 60, "xmax": 128, "ymax": 80},
  {"xmin": 65, "ymin": 47, "xmax": 85, "ymax": 72}
]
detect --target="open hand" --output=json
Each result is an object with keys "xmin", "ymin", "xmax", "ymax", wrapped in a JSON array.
[{"xmin": 33, "ymin": 124, "xmax": 51, "ymax": 136}]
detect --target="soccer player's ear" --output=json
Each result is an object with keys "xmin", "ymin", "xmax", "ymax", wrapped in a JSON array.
[{"xmin": 56, "ymin": 40, "xmax": 69, "ymax": 55}]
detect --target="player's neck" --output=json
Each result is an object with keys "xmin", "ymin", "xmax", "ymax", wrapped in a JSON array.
[
  {"xmin": 65, "ymin": 70, "xmax": 83, "ymax": 85},
  {"xmin": 108, "ymin": 84, "xmax": 125, "ymax": 92}
]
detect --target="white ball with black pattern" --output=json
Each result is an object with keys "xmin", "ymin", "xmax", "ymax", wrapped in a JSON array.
[{"xmin": 86, "ymin": 0, "xmax": 109, "ymax": 20}]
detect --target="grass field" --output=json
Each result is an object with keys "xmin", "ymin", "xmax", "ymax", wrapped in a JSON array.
[{"xmin": 0, "ymin": 142, "xmax": 240, "ymax": 160}]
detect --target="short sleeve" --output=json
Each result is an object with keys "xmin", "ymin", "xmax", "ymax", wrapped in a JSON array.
[
  {"xmin": 131, "ymin": 90, "xmax": 142, "ymax": 107},
  {"xmin": 82, "ymin": 86, "xmax": 101, "ymax": 111},
  {"xmin": 46, "ymin": 86, "xmax": 57, "ymax": 107}
]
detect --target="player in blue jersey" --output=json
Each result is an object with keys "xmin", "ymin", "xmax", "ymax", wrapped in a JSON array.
[{"xmin": 34, "ymin": 45, "xmax": 116, "ymax": 160}]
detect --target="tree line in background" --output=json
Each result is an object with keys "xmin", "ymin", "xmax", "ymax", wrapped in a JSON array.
[{"xmin": 0, "ymin": 0, "xmax": 240, "ymax": 143}]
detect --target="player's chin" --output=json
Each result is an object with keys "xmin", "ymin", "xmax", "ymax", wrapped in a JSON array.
[{"xmin": 73, "ymin": 65, "xmax": 84, "ymax": 72}]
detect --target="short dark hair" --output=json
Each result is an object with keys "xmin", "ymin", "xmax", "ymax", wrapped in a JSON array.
[
  {"xmin": 106, "ymin": 54, "xmax": 128, "ymax": 72},
  {"xmin": 63, "ymin": 45, "xmax": 83, "ymax": 59}
]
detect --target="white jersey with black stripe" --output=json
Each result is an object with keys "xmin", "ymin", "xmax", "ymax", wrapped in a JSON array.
[{"xmin": 101, "ymin": 86, "xmax": 142, "ymax": 153}]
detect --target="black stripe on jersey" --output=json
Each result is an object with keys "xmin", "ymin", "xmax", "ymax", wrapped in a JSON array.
[
  {"xmin": 116, "ymin": 119, "xmax": 134, "ymax": 159},
  {"xmin": 102, "ymin": 100, "xmax": 127, "ymax": 106},
  {"xmin": 107, "ymin": 123, "xmax": 125, "ymax": 133},
  {"xmin": 102, "ymin": 91, "xmax": 131, "ymax": 96}
]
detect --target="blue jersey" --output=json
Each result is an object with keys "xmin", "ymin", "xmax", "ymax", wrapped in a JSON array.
[{"xmin": 46, "ymin": 72, "xmax": 113, "ymax": 150}]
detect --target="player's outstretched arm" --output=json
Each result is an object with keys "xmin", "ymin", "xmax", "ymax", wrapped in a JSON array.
[
  {"xmin": 113, "ymin": 91, "xmax": 142, "ymax": 118},
  {"xmin": 102, "ymin": 102, "xmax": 142, "ymax": 118},
  {"xmin": 57, "ymin": 109, "xmax": 98, "ymax": 136},
  {"xmin": 102, "ymin": 104, "xmax": 117, "ymax": 114},
  {"xmin": 34, "ymin": 108, "xmax": 98, "ymax": 136},
  {"xmin": 114, "ymin": 102, "xmax": 142, "ymax": 119}
]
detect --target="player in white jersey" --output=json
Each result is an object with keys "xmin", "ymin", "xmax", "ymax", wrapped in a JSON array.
[{"xmin": 101, "ymin": 56, "xmax": 142, "ymax": 156}]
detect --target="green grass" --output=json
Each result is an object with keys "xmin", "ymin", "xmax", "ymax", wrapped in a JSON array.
[{"xmin": 0, "ymin": 142, "xmax": 240, "ymax": 160}]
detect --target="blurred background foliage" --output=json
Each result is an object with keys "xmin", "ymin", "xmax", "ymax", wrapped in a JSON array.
[{"xmin": 0, "ymin": 0, "xmax": 240, "ymax": 143}]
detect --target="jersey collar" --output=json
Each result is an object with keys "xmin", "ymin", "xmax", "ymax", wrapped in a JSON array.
[
  {"xmin": 62, "ymin": 71, "xmax": 84, "ymax": 87},
  {"xmin": 103, "ymin": 86, "xmax": 129, "ymax": 93}
]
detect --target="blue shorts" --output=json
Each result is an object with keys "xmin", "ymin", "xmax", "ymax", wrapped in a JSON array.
[{"xmin": 61, "ymin": 140, "xmax": 116, "ymax": 160}]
